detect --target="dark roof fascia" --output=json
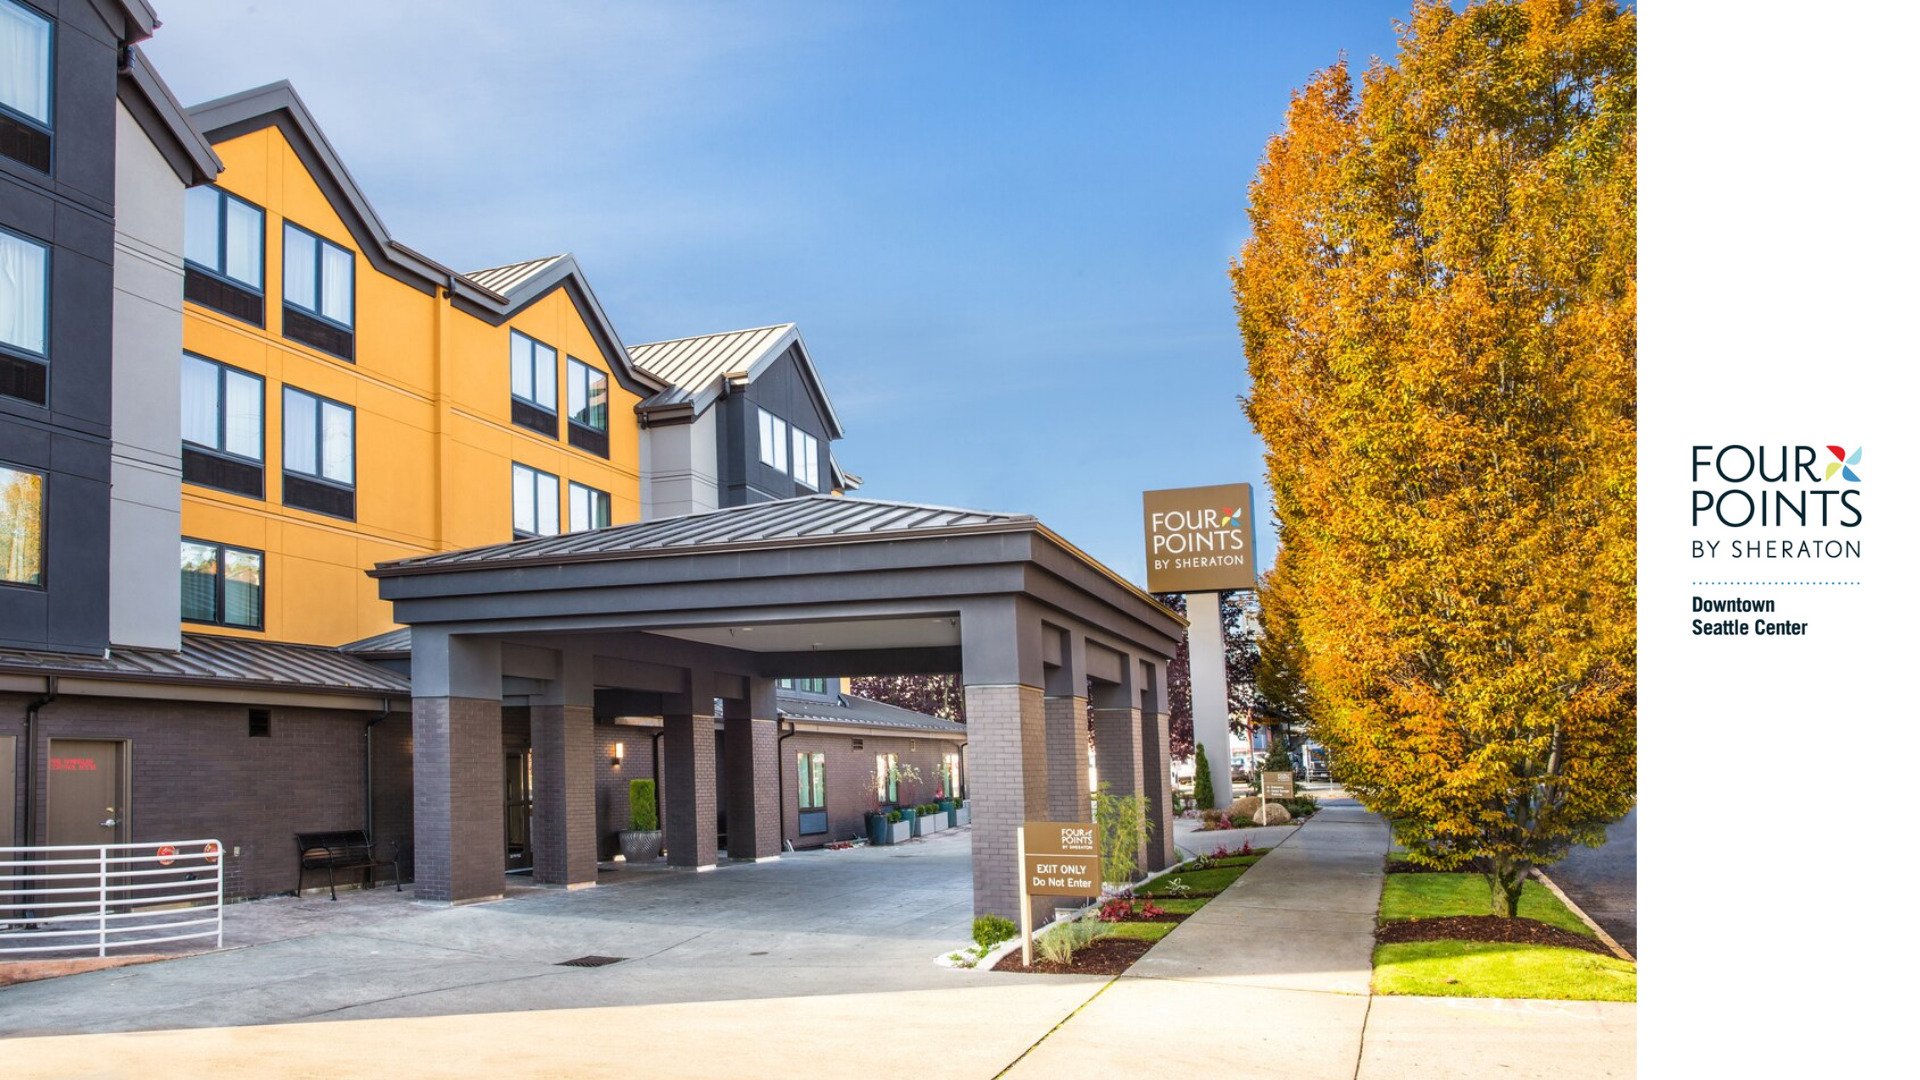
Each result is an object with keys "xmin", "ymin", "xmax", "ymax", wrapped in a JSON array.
[
  {"xmin": 187, "ymin": 82, "xmax": 449, "ymax": 296},
  {"xmin": 1030, "ymin": 525, "xmax": 1186, "ymax": 630},
  {"xmin": 88, "ymin": 0, "xmax": 158, "ymax": 43},
  {"xmin": 117, "ymin": 47, "xmax": 221, "ymax": 186},
  {"xmin": 447, "ymin": 263, "xmax": 663, "ymax": 397},
  {"xmin": 635, "ymin": 399, "xmax": 696, "ymax": 426}
]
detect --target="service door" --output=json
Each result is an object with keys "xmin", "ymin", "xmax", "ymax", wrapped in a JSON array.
[
  {"xmin": 45, "ymin": 739, "xmax": 127, "ymax": 848},
  {"xmin": 1, "ymin": 734, "xmax": 16, "ymax": 844}
]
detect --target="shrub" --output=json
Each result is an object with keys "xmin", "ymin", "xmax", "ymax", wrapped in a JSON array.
[
  {"xmin": 973, "ymin": 915, "xmax": 1017, "ymax": 951},
  {"xmin": 1037, "ymin": 916, "xmax": 1112, "ymax": 967},
  {"xmin": 1092, "ymin": 783, "xmax": 1151, "ymax": 886},
  {"xmin": 1200, "ymin": 808, "xmax": 1229, "ymax": 830},
  {"xmin": 1279, "ymin": 792, "xmax": 1320, "ymax": 820},
  {"xmin": 1193, "ymin": 744, "xmax": 1215, "ymax": 808},
  {"xmin": 628, "ymin": 779, "xmax": 658, "ymax": 832},
  {"xmin": 886, "ymin": 810, "xmax": 902, "ymax": 823},
  {"xmin": 1230, "ymin": 814, "xmax": 1257, "ymax": 828}
]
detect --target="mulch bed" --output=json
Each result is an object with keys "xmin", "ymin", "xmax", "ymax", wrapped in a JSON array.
[
  {"xmin": 1384, "ymin": 860, "xmax": 1456, "ymax": 874},
  {"xmin": 1375, "ymin": 915, "xmax": 1615, "ymax": 957},
  {"xmin": 993, "ymin": 936, "xmax": 1153, "ymax": 975}
]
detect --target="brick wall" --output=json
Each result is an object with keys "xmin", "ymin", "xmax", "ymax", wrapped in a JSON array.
[
  {"xmin": 779, "ymin": 730, "xmax": 964, "ymax": 849},
  {"xmin": 412, "ymin": 696, "xmax": 503, "ymax": 902},
  {"xmin": 965, "ymin": 683, "xmax": 1047, "ymax": 920},
  {"xmin": 0, "ymin": 691, "xmax": 408, "ymax": 899}
]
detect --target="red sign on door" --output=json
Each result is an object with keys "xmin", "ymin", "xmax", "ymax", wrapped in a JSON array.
[
  {"xmin": 156, "ymin": 844, "xmax": 177, "ymax": 866},
  {"xmin": 203, "ymin": 843, "xmax": 220, "ymax": 863}
]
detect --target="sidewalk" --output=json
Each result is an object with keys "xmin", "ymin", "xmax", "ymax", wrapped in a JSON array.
[{"xmin": 1003, "ymin": 795, "xmax": 1635, "ymax": 1080}]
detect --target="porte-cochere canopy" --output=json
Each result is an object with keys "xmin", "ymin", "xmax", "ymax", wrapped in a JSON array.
[{"xmin": 370, "ymin": 496, "xmax": 1185, "ymax": 917}]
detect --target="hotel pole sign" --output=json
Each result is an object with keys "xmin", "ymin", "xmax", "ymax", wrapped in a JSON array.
[{"xmin": 1142, "ymin": 483, "xmax": 1259, "ymax": 594}]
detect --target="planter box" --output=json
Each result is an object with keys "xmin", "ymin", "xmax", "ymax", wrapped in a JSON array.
[
  {"xmin": 618, "ymin": 830, "xmax": 662, "ymax": 863},
  {"xmin": 953, "ymin": 805, "xmax": 971, "ymax": 827},
  {"xmin": 888, "ymin": 821, "xmax": 912, "ymax": 845},
  {"xmin": 866, "ymin": 814, "xmax": 889, "ymax": 845},
  {"xmin": 917, "ymin": 811, "xmax": 949, "ymax": 834}
]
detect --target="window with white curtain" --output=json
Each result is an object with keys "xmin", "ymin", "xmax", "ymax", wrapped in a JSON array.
[
  {"xmin": 757, "ymin": 407, "xmax": 788, "ymax": 471},
  {"xmin": 184, "ymin": 187, "xmax": 264, "ymax": 291},
  {"xmin": 512, "ymin": 463, "xmax": 560, "ymax": 538},
  {"xmin": 282, "ymin": 222, "xmax": 354, "ymax": 327},
  {"xmin": 0, "ymin": 0, "xmax": 52, "ymax": 128},
  {"xmin": 283, "ymin": 387, "xmax": 354, "ymax": 486},
  {"xmin": 792, "ymin": 430, "xmax": 819, "ymax": 489},
  {"xmin": 567, "ymin": 358, "xmax": 607, "ymax": 431},
  {"xmin": 568, "ymin": 482, "xmax": 610, "ymax": 532},
  {"xmin": 0, "ymin": 227, "xmax": 48, "ymax": 358},
  {"xmin": 181, "ymin": 353, "xmax": 263, "ymax": 461}
]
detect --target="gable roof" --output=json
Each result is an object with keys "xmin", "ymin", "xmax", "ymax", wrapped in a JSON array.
[
  {"xmin": 185, "ymin": 82, "xmax": 659, "ymax": 393},
  {"xmin": 627, "ymin": 323, "xmax": 844, "ymax": 438},
  {"xmin": 118, "ymin": 46, "xmax": 221, "ymax": 186}
]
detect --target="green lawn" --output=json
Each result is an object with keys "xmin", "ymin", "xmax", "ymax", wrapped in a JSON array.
[
  {"xmin": 1141, "ymin": 865, "xmax": 1248, "ymax": 896},
  {"xmin": 1373, "ymin": 940, "xmax": 1637, "ymax": 1002},
  {"xmin": 1378, "ymin": 873, "xmax": 1593, "ymax": 936},
  {"xmin": 1105, "ymin": 921, "xmax": 1177, "ymax": 942},
  {"xmin": 1150, "ymin": 898, "xmax": 1209, "ymax": 915}
]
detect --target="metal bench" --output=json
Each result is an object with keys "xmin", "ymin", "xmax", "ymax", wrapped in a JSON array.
[{"xmin": 295, "ymin": 829, "xmax": 399, "ymax": 900}]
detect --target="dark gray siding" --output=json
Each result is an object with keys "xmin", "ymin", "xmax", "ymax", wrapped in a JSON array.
[
  {"xmin": 718, "ymin": 345, "xmax": 834, "ymax": 507},
  {"xmin": 0, "ymin": 0, "xmax": 125, "ymax": 653}
]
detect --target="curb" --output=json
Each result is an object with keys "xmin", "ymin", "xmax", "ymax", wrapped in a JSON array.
[{"xmin": 1532, "ymin": 867, "xmax": 1633, "ymax": 962}]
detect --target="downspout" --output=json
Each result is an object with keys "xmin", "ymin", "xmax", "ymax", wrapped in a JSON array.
[
  {"xmin": 364, "ymin": 697, "xmax": 391, "ymax": 852},
  {"xmin": 23, "ymin": 676, "xmax": 57, "ymax": 846},
  {"xmin": 778, "ymin": 718, "xmax": 796, "ymax": 851}
]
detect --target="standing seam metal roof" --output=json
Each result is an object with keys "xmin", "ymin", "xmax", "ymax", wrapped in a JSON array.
[
  {"xmin": 0, "ymin": 634, "xmax": 411, "ymax": 695},
  {"xmin": 372, "ymin": 495, "xmax": 1033, "ymax": 573},
  {"xmin": 625, "ymin": 324, "xmax": 795, "ymax": 408},
  {"xmin": 463, "ymin": 255, "xmax": 568, "ymax": 297}
]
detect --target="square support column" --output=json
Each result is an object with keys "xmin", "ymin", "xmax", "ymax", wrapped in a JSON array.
[
  {"xmin": 1042, "ymin": 695, "xmax": 1090, "ymax": 823},
  {"xmin": 412, "ymin": 696, "xmax": 505, "ymax": 903},
  {"xmin": 1140, "ymin": 707, "xmax": 1176, "ymax": 871},
  {"xmin": 964, "ymin": 683, "xmax": 1049, "ymax": 921},
  {"xmin": 531, "ymin": 704, "xmax": 598, "ymax": 888},
  {"xmin": 662, "ymin": 693, "xmax": 718, "ymax": 870},
  {"xmin": 723, "ymin": 678, "xmax": 781, "ymax": 861},
  {"xmin": 1091, "ymin": 706, "xmax": 1147, "ymax": 877}
]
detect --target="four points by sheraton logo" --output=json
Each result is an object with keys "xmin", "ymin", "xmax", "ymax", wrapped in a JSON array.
[
  {"xmin": 1824, "ymin": 446, "xmax": 1863, "ymax": 483},
  {"xmin": 1219, "ymin": 507, "xmax": 1243, "ymax": 528}
]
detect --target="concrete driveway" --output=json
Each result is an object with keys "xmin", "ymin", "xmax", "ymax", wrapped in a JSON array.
[{"xmin": 0, "ymin": 827, "xmax": 1069, "ymax": 1038}]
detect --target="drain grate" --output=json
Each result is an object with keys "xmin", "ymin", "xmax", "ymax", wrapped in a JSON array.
[{"xmin": 556, "ymin": 955, "xmax": 627, "ymax": 968}]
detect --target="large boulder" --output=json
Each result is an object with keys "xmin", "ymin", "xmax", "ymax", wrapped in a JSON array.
[{"xmin": 1226, "ymin": 796, "xmax": 1292, "ymax": 824}]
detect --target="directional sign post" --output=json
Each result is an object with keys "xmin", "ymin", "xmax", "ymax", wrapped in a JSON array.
[
  {"xmin": 1259, "ymin": 771, "xmax": 1294, "ymax": 825},
  {"xmin": 1018, "ymin": 821, "xmax": 1102, "ymax": 967}
]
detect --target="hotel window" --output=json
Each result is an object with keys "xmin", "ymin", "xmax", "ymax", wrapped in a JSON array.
[
  {"xmin": 757, "ymin": 408, "xmax": 788, "ymax": 471},
  {"xmin": 792, "ymin": 429, "xmax": 819, "ymax": 490},
  {"xmin": 282, "ymin": 387, "xmax": 355, "ymax": 519},
  {"xmin": 0, "ymin": 0, "xmax": 52, "ymax": 172},
  {"xmin": 282, "ymin": 222, "xmax": 355, "ymax": 360},
  {"xmin": 0, "ymin": 226, "xmax": 48, "ymax": 405},
  {"xmin": 509, "ymin": 331, "xmax": 558, "ymax": 437},
  {"xmin": 184, "ymin": 187, "xmax": 266, "ymax": 324},
  {"xmin": 875, "ymin": 752, "xmax": 898, "ymax": 805},
  {"xmin": 943, "ymin": 752, "xmax": 963, "ymax": 800},
  {"xmin": 796, "ymin": 751, "xmax": 827, "ymax": 835},
  {"xmin": 1, "ymin": 462, "xmax": 44, "ymax": 587},
  {"xmin": 180, "ymin": 354, "xmax": 265, "ymax": 497},
  {"xmin": 568, "ymin": 481, "xmax": 610, "ymax": 532},
  {"xmin": 180, "ymin": 539, "xmax": 264, "ymax": 630},
  {"xmin": 566, "ymin": 357, "xmax": 609, "ymax": 456},
  {"xmin": 511, "ymin": 463, "xmax": 560, "ymax": 538}
]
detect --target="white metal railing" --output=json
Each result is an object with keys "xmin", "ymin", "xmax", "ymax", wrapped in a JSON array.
[{"xmin": 0, "ymin": 840, "xmax": 224, "ymax": 958}]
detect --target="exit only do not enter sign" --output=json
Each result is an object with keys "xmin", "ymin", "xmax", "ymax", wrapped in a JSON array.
[{"xmin": 1022, "ymin": 821, "xmax": 1101, "ymax": 898}]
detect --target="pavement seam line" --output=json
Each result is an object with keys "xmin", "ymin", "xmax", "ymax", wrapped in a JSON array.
[
  {"xmin": 1531, "ymin": 867, "xmax": 1633, "ymax": 961},
  {"xmin": 1350, "ymin": 992, "xmax": 1375, "ymax": 1080},
  {"xmin": 989, "ymin": 977, "xmax": 1120, "ymax": 1079}
]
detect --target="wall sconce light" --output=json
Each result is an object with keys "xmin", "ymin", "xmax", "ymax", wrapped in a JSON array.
[{"xmin": 612, "ymin": 742, "xmax": 624, "ymax": 768}]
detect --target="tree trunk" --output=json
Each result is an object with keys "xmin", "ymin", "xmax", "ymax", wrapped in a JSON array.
[{"xmin": 1486, "ymin": 857, "xmax": 1528, "ymax": 919}]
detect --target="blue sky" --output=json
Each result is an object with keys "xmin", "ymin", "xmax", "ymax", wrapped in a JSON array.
[{"xmin": 145, "ymin": 1, "xmax": 1411, "ymax": 586}]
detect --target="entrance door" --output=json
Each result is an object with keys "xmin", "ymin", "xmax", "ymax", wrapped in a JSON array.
[
  {"xmin": 46, "ymin": 740, "xmax": 127, "ymax": 848},
  {"xmin": 504, "ymin": 751, "xmax": 532, "ymax": 872}
]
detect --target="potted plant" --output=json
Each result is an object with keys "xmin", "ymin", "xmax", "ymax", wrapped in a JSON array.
[
  {"xmin": 900, "ymin": 804, "xmax": 920, "ymax": 837},
  {"xmin": 618, "ymin": 778, "xmax": 661, "ymax": 863},
  {"xmin": 917, "ymin": 801, "xmax": 949, "ymax": 834},
  {"xmin": 885, "ymin": 809, "xmax": 910, "ymax": 845},
  {"xmin": 953, "ymin": 797, "xmax": 970, "ymax": 827}
]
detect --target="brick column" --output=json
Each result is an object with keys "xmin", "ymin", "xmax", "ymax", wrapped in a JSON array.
[
  {"xmin": 1092, "ymin": 706, "xmax": 1147, "ymax": 877},
  {"xmin": 1043, "ymin": 695, "xmax": 1090, "ymax": 823},
  {"xmin": 531, "ymin": 704, "xmax": 598, "ymax": 888},
  {"xmin": 412, "ymin": 696, "xmax": 504, "ymax": 903},
  {"xmin": 723, "ymin": 716, "xmax": 781, "ymax": 861},
  {"xmin": 1140, "ymin": 707, "xmax": 1176, "ymax": 871},
  {"xmin": 662, "ymin": 712, "xmax": 718, "ymax": 869},
  {"xmin": 965, "ymin": 683, "xmax": 1049, "ymax": 920}
]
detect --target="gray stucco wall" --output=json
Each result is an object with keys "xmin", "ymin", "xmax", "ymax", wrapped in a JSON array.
[
  {"xmin": 639, "ymin": 407, "xmax": 719, "ymax": 520},
  {"xmin": 109, "ymin": 100, "xmax": 186, "ymax": 651}
]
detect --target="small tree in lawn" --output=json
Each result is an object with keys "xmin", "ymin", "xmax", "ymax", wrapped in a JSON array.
[
  {"xmin": 1192, "ymin": 743, "xmax": 1215, "ymax": 809},
  {"xmin": 1091, "ymin": 783, "xmax": 1150, "ymax": 889}
]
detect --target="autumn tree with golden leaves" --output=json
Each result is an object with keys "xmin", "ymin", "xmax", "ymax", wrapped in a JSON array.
[{"xmin": 1234, "ymin": 0, "xmax": 1636, "ymax": 917}]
